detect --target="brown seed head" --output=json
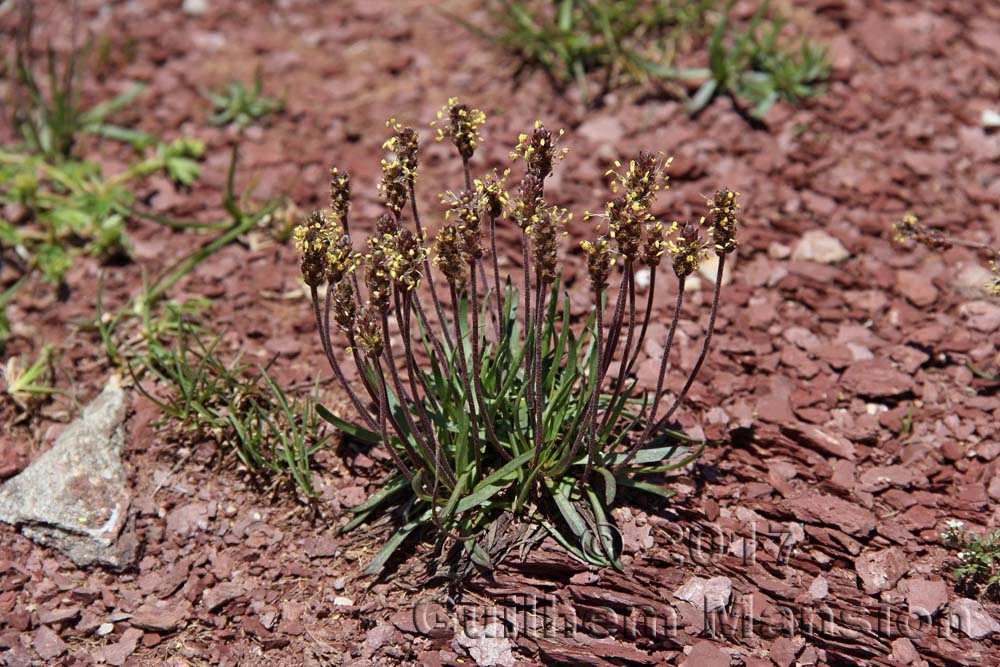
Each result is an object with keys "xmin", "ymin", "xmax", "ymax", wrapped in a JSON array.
[
  {"xmin": 364, "ymin": 234, "xmax": 393, "ymax": 313},
  {"xmin": 607, "ymin": 197, "xmax": 642, "ymax": 262},
  {"xmin": 475, "ymin": 169, "xmax": 510, "ymax": 219},
  {"xmin": 383, "ymin": 119, "xmax": 419, "ymax": 178},
  {"xmin": 434, "ymin": 97, "xmax": 486, "ymax": 160},
  {"xmin": 388, "ymin": 228, "xmax": 427, "ymax": 292},
  {"xmin": 378, "ymin": 158, "xmax": 408, "ymax": 217},
  {"xmin": 433, "ymin": 224, "xmax": 467, "ymax": 290},
  {"xmin": 643, "ymin": 221, "xmax": 671, "ymax": 267},
  {"xmin": 329, "ymin": 168, "xmax": 351, "ymax": 220},
  {"xmin": 376, "ymin": 213, "xmax": 399, "ymax": 236},
  {"xmin": 707, "ymin": 189, "xmax": 740, "ymax": 256},
  {"xmin": 531, "ymin": 205, "xmax": 569, "ymax": 283},
  {"xmin": 332, "ymin": 279, "xmax": 357, "ymax": 332},
  {"xmin": 669, "ymin": 221, "xmax": 706, "ymax": 277},
  {"xmin": 356, "ymin": 308, "xmax": 383, "ymax": 357},
  {"xmin": 443, "ymin": 189, "xmax": 483, "ymax": 260},
  {"xmin": 608, "ymin": 151, "xmax": 671, "ymax": 211},
  {"xmin": 581, "ymin": 235, "xmax": 615, "ymax": 293},
  {"xmin": 326, "ymin": 232, "xmax": 357, "ymax": 284},
  {"xmin": 511, "ymin": 173, "xmax": 544, "ymax": 231},
  {"xmin": 512, "ymin": 120, "xmax": 567, "ymax": 181},
  {"xmin": 293, "ymin": 211, "xmax": 331, "ymax": 287}
]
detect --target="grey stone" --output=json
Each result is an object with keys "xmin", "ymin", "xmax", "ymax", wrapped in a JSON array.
[
  {"xmin": 950, "ymin": 598, "xmax": 1000, "ymax": 639},
  {"xmin": 455, "ymin": 622, "xmax": 516, "ymax": 667},
  {"xmin": 182, "ymin": 0, "xmax": 208, "ymax": 15},
  {"xmin": 792, "ymin": 230, "xmax": 850, "ymax": 264},
  {"xmin": 0, "ymin": 379, "xmax": 136, "ymax": 569},
  {"xmin": 954, "ymin": 263, "xmax": 995, "ymax": 298},
  {"xmin": 673, "ymin": 576, "xmax": 732, "ymax": 612}
]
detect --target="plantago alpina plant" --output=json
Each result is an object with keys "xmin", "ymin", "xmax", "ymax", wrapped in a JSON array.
[{"xmin": 298, "ymin": 99, "xmax": 740, "ymax": 574}]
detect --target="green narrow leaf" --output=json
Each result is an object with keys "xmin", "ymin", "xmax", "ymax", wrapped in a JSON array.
[
  {"xmin": 455, "ymin": 449, "xmax": 534, "ymax": 514},
  {"xmin": 80, "ymin": 84, "xmax": 146, "ymax": 124},
  {"xmin": 616, "ymin": 477, "xmax": 678, "ymax": 500},
  {"xmin": 585, "ymin": 487, "xmax": 623, "ymax": 569},
  {"xmin": 317, "ymin": 404, "xmax": 380, "ymax": 444},
  {"xmin": 595, "ymin": 466, "xmax": 616, "ymax": 506},
  {"xmin": 686, "ymin": 79, "xmax": 718, "ymax": 114},
  {"xmin": 363, "ymin": 512, "xmax": 428, "ymax": 575},
  {"xmin": 343, "ymin": 475, "xmax": 408, "ymax": 531}
]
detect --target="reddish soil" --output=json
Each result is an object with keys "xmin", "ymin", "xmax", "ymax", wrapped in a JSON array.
[{"xmin": 2, "ymin": 0, "xmax": 1000, "ymax": 666}]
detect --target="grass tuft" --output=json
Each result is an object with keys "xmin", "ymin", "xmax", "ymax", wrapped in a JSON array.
[
  {"xmin": 942, "ymin": 521, "xmax": 1000, "ymax": 601},
  {"xmin": 200, "ymin": 67, "xmax": 284, "ymax": 129},
  {"xmin": 455, "ymin": 0, "xmax": 828, "ymax": 116}
]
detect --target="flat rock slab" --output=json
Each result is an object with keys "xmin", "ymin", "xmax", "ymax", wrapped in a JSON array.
[
  {"xmin": 673, "ymin": 576, "xmax": 733, "ymax": 612},
  {"xmin": 840, "ymin": 359, "xmax": 913, "ymax": 398},
  {"xmin": 950, "ymin": 598, "xmax": 1000, "ymax": 639},
  {"xmin": 785, "ymin": 493, "xmax": 876, "ymax": 537},
  {"xmin": 0, "ymin": 380, "xmax": 136, "ymax": 570}
]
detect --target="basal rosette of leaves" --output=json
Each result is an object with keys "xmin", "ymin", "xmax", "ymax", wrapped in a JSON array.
[{"xmin": 297, "ymin": 99, "xmax": 741, "ymax": 574}]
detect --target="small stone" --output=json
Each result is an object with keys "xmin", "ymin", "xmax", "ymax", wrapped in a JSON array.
[
  {"xmin": 808, "ymin": 575, "xmax": 828, "ymax": 600},
  {"xmin": 182, "ymin": 0, "xmax": 207, "ymax": 15},
  {"xmin": 896, "ymin": 269, "xmax": 938, "ymax": 306},
  {"xmin": 840, "ymin": 359, "xmax": 913, "ymax": 398},
  {"xmin": 890, "ymin": 637, "xmax": 918, "ymax": 665},
  {"xmin": 673, "ymin": 576, "xmax": 732, "ymax": 612},
  {"xmin": 334, "ymin": 596, "xmax": 354, "ymax": 606},
  {"xmin": 680, "ymin": 641, "xmax": 730, "ymax": 667},
  {"xmin": 202, "ymin": 581, "xmax": 243, "ymax": 611},
  {"xmin": 791, "ymin": 230, "xmax": 850, "ymax": 264},
  {"xmin": 96, "ymin": 623, "xmax": 115, "ymax": 636},
  {"xmin": 988, "ymin": 475, "xmax": 1000, "ymax": 501},
  {"xmin": 786, "ymin": 494, "xmax": 876, "ymax": 536},
  {"xmin": 165, "ymin": 502, "xmax": 211, "ymax": 538},
  {"xmin": 756, "ymin": 396, "xmax": 796, "ymax": 424},
  {"xmin": 769, "ymin": 637, "xmax": 802, "ymax": 667},
  {"xmin": 982, "ymin": 109, "xmax": 1000, "ymax": 129},
  {"xmin": 782, "ymin": 423, "xmax": 857, "ymax": 460},
  {"xmin": 768, "ymin": 242, "xmax": 791, "ymax": 259},
  {"xmin": 827, "ymin": 33, "xmax": 855, "ymax": 76},
  {"xmin": 855, "ymin": 547, "xmax": 907, "ymax": 594},
  {"xmin": 634, "ymin": 267, "xmax": 651, "ymax": 291},
  {"xmin": 783, "ymin": 326, "xmax": 821, "ymax": 350},
  {"xmin": 858, "ymin": 465, "xmax": 915, "ymax": 493},
  {"xmin": 954, "ymin": 263, "xmax": 996, "ymax": 298},
  {"xmin": 959, "ymin": 301, "xmax": 1000, "ymax": 333},
  {"xmin": 0, "ymin": 380, "xmax": 136, "ymax": 569},
  {"xmin": 857, "ymin": 15, "xmax": 905, "ymax": 64},
  {"xmin": 698, "ymin": 253, "xmax": 733, "ymax": 286},
  {"xmin": 905, "ymin": 578, "xmax": 949, "ymax": 616},
  {"xmin": 617, "ymin": 508, "xmax": 654, "ymax": 553},
  {"xmin": 37, "ymin": 606, "xmax": 81, "ymax": 625},
  {"xmin": 847, "ymin": 343, "xmax": 874, "ymax": 361},
  {"xmin": 131, "ymin": 599, "xmax": 190, "ymax": 632},
  {"xmin": 94, "ymin": 627, "xmax": 142, "ymax": 667},
  {"xmin": 950, "ymin": 598, "xmax": 1000, "ymax": 639},
  {"xmin": 33, "ymin": 626, "xmax": 66, "ymax": 661},
  {"xmin": 455, "ymin": 621, "xmax": 516, "ymax": 667},
  {"xmin": 362, "ymin": 624, "xmax": 396, "ymax": 656}
]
